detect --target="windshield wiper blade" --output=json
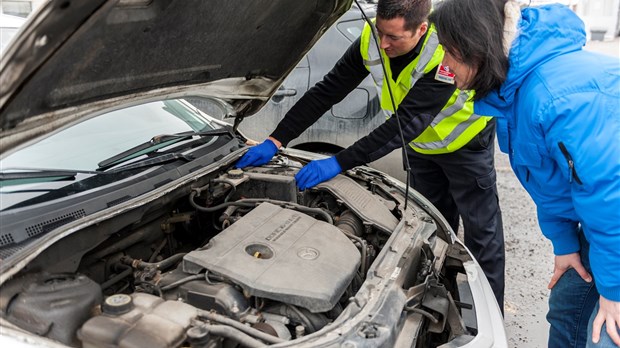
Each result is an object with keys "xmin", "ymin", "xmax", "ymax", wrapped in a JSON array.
[
  {"xmin": 97, "ymin": 126, "xmax": 235, "ymax": 171},
  {"xmin": 0, "ymin": 171, "xmax": 77, "ymax": 181},
  {"xmin": 0, "ymin": 168, "xmax": 101, "ymax": 187},
  {"xmin": 0, "ymin": 167, "xmax": 103, "ymax": 181}
]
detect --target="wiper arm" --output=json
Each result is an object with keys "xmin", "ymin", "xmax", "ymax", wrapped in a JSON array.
[
  {"xmin": 107, "ymin": 152, "xmax": 195, "ymax": 173},
  {"xmin": 97, "ymin": 126, "xmax": 235, "ymax": 171}
]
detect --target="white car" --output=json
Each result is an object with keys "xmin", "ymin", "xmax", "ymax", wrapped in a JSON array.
[{"xmin": 0, "ymin": 1, "xmax": 506, "ymax": 347}]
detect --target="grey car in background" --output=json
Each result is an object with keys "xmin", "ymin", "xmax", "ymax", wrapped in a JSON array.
[{"xmin": 192, "ymin": 3, "xmax": 408, "ymax": 182}]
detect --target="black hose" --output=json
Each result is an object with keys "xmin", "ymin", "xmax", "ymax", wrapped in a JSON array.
[
  {"xmin": 189, "ymin": 195, "xmax": 333, "ymax": 224},
  {"xmin": 264, "ymin": 304, "xmax": 329, "ymax": 333},
  {"xmin": 135, "ymin": 281, "xmax": 163, "ymax": 298},
  {"xmin": 212, "ymin": 178, "xmax": 237, "ymax": 202},
  {"xmin": 149, "ymin": 239, "xmax": 168, "ymax": 262},
  {"xmin": 336, "ymin": 210, "xmax": 364, "ymax": 236},
  {"xmin": 190, "ymin": 191, "xmax": 254, "ymax": 212},
  {"xmin": 203, "ymin": 324, "xmax": 267, "ymax": 348},
  {"xmin": 160, "ymin": 274, "xmax": 204, "ymax": 291},
  {"xmin": 86, "ymin": 228, "xmax": 151, "ymax": 262},
  {"xmin": 294, "ymin": 205, "xmax": 333, "ymax": 224},
  {"xmin": 198, "ymin": 311, "xmax": 285, "ymax": 344},
  {"xmin": 339, "ymin": 230, "xmax": 367, "ymax": 275},
  {"xmin": 101, "ymin": 266, "xmax": 132, "ymax": 290},
  {"xmin": 336, "ymin": 210, "xmax": 367, "ymax": 273},
  {"xmin": 287, "ymin": 304, "xmax": 317, "ymax": 332}
]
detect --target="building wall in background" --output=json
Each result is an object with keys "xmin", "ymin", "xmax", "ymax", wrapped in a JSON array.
[
  {"xmin": 528, "ymin": 0, "xmax": 619, "ymax": 41},
  {"xmin": 577, "ymin": 0, "xmax": 620, "ymax": 40},
  {"xmin": 0, "ymin": 0, "xmax": 44, "ymax": 17}
]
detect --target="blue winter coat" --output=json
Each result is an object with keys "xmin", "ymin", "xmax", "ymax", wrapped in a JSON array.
[{"xmin": 475, "ymin": 4, "xmax": 620, "ymax": 301}]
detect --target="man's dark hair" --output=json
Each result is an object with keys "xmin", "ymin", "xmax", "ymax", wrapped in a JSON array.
[
  {"xmin": 377, "ymin": 0, "xmax": 432, "ymax": 31},
  {"xmin": 429, "ymin": 0, "xmax": 509, "ymax": 99}
]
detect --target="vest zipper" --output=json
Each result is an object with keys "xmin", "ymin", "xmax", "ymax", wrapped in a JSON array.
[{"xmin": 558, "ymin": 142, "xmax": 583, "ymax": 185}]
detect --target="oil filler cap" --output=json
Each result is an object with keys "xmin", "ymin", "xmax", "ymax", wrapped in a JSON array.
[{"xmin": 102, "ymin": 294, "xmax": 133, "ymax": 315}]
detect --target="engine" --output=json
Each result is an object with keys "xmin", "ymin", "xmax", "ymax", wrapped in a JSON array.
[
  {"xmin": 1, "ymin": 158, "xmax": 465, "ymax": 348},
  {"xmin": 182, "ymin": 202, "xmax": 361, "ymax": 313}
]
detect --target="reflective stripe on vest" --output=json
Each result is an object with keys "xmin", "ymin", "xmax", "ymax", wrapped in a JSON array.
[{"xmin": 360, "ymin": 21, "xmax": 491, "ymax": 154}]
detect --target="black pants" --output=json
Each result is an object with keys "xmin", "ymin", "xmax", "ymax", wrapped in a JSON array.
[{"xmin": 407, "ymin": 120, "xmax": 505, "ymax": 310}]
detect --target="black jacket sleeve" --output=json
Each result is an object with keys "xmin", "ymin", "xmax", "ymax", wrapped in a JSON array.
[
  {"xmin": 335, "ymin": 67, "xmax": 457, "ymax": 170},
  {"xmin": 270, "ymin": 38, "xmax": 369, "ymax": 146}
]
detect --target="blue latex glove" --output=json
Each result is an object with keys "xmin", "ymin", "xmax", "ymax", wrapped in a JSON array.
[
  {"xmin": 295, "ymin": 156, "xmax": 342, "ymax": 190},
  {"xmin": 235, "ymin": 139, "xmax": 278, "ymax": 168}
]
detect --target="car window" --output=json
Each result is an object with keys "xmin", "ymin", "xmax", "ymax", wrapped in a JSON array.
[{"xmin": 1, "ymin": 99, "xmax": 218, "ymax": 171}]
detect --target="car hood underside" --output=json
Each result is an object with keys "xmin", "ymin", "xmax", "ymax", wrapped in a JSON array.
[{"xmin": 0, "ymin": 0, "xmax": 351, "ymax": 149}]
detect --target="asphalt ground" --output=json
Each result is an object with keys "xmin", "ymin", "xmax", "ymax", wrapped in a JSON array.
[{"xmin": 495, "ymin": 37, "xmax": 619, "ymax": 348}]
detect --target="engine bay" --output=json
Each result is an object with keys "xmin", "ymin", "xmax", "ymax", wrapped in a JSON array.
[{"xmin": 0, "ymin": 156, "xmax": 477, "ymax": 347}]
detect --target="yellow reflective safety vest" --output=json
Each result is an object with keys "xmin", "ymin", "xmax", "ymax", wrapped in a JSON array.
[{"xmin": 360, "ymin": 22, "xmax": 492, "ymax": 154}]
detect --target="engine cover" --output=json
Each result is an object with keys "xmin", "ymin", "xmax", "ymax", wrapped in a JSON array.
[{"xmin": 183, "ymin": 202, "xmax": 360, "ymax": 313}]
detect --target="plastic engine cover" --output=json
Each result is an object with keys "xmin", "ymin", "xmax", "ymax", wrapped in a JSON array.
[{"xmin": 183, "ymin": 202, "xmax": 360, "ymax": 313}]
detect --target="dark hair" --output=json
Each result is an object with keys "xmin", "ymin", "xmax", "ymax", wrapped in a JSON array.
[
  {"xmin": 377, "ymin": 0, "xmax": 432, "ymax": 31},
  {"xmin": 429, "ymin": 0, "xmax": 509, "ymax": 99}
]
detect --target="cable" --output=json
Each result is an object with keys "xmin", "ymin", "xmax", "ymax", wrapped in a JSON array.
[
  {"xmin": 406, "ymin": 307, "xmax": 439, "ymax": 324},
  {"xmin": 189, "ymin": 194, "xmax": 334, "ymax": 224},
  {"xmin": 160, "ymin": 274, "xmax": 204, "ymax": 291},
  {"xmin": 120, "ymin": 253, "xmax": 186, "ymax": 271},
  {"xmin": 354, "ymin": 0, "xmax": 411, "ymax": 211}
]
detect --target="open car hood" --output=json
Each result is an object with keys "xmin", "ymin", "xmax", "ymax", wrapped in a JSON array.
[{"xmin": 0, "ymin": 0, "xmax": 351, "ymax": 152}]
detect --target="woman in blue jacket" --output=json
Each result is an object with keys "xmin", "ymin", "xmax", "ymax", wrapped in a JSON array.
[{"xmin": 429, "ymin": 0, "xmax": 620, "ymax": 346}]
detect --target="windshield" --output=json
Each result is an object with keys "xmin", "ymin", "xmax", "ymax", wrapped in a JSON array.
[{"xmin": 1, "ymin": 99, "xmax": 220, "ymax": 171}]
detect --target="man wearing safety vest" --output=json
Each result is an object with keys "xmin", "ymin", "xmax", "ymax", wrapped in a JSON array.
[{"xmin": 236, "ymin": 0, "xmax": 505, "ymax": 309}]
